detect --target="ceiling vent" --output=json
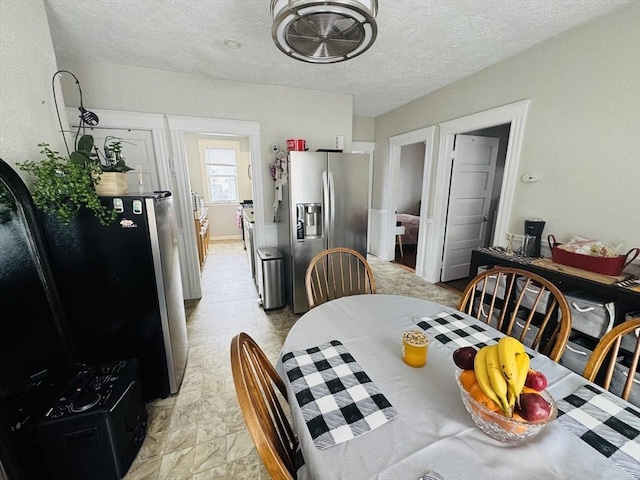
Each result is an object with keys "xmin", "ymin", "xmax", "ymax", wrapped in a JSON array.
[{"xmin": 271, "ymin": 0, "xmax": 378, "ymax": 64}]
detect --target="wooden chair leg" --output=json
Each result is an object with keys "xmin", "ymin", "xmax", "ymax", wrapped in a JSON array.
[{"xmin": 397, "ymin": 234, "xmax": 403, "ymax": 257}]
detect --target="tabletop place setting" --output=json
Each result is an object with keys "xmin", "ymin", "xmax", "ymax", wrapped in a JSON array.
[
  {"xmin": 232, "ymin": 253, "xmax": 640, "ymax": 480},
  {"xmin": 274, "ymin": 295, "xmax": 639, "ymax": 480}
]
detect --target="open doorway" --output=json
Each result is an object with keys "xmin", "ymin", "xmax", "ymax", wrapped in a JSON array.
[
  {"xmin": 183, "ymin": 133, "xmax": 252, "ymax": 241},
  {"xmin": 386, "ymin": 127, "xmax": 436, "ymax": 279},
  {"xmin": 393, "ymin": 142, "xmax": 425, "ymax": 270}
]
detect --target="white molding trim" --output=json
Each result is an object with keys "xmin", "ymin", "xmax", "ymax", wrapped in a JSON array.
[
  {"xmin": 164, "ymin": 116, "xmax": 260, "ymax": 136},
  {"xmin": 352, "ymin": 141, "xmax": 375, "ymax": 253},
  {"xmin": 67, "ymin": 108, "xmax": 166, "ymax": 130},
  {"xmin": 164, "ymin": 114, "xmax": 264, "ymax": 249},
  {"xmin": 167, "ymin": 128, "xmax": 203, "ymax": 299},
  {"xmin": 427, "ymin": 99, "xmax": 531, "ymax": 283},
  {"xmin": 369, "ymin": 209, "xmax": 387, "ymax": 258},
  {"xmin": 387, "ymin": 126, "xmax": 437, "ymax": 278}
]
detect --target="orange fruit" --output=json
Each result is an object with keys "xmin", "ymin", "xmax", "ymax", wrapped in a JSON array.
[
  {"xmin": 495, "ymin": 411, "xmax": 528, "ymax": 434},
  {"xmin": 512, "ymin": 412, "xmax": 527, "ymax": 422},
  {"xmin": 469, "ymin": 383, "xmax": 500, "ymax": 412},
  {"xmin": 521, "ymin": 386, "xmax": 540, "ymax": 395},
  {"xmin": 459, "ymin": 370, "xmax": 477, "ymax": 392}
]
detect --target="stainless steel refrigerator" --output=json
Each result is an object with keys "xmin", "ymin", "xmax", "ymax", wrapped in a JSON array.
[
  {"xmin": 277, "ymin": 151, "xmax": 370, "ymax": 313},
  {"xmin": 42, "ymin": 192, "xmax": 188, "ymax": 400}
]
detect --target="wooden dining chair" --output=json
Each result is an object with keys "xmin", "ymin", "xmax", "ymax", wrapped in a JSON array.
[
  {"xmin": 458, "ymin": 266, "xmax": 572, "ymax": 362},
  {"xmin": 583, "ymin": 318, "xmax": 640, "ymax": 404},
  {"xmin": 305, "ymin": 247, "xmax": 376, "ymax": 309},
  {"xmin": 230, "ymin": 333, "xmax": 298, "ymax": 480}
]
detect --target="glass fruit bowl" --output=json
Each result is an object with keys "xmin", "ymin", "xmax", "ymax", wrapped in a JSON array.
[{"xmin": 455, "ymin": 368, "xmax": 557, "ymax": 443}]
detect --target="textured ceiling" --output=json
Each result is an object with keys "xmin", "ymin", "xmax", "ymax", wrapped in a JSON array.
[{"xmin": 44, "ymin": 0, "xmax": 632, "ymax": 117}]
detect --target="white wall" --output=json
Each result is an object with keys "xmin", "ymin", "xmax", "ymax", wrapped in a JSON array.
[
  {"xmin": 373, "ymin": 3, "xmax": 640, "ymax": 252},
  {"xmin": 56, "ymin": 58, "xmax": 354, "ymax": 234},
  {"xmin": 0, "ymin": 0, "xmax": 66, "ymax": 176},
  {"xmin": 398, "ymin": 143, "xmax": 425, "ymax": 214},
  {"xmin": 353, "ymin": 116, "xmax": 375, "ymax": 141}
]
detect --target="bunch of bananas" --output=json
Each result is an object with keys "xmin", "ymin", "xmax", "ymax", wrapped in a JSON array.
[{"xmin": 474, "ymin": 337, "xmax": 530, "ymax": 418}]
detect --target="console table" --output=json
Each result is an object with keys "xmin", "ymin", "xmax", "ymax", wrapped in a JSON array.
[{"xmin": 469, "ymin": 247, "xmax": 640, "ymax": 325}]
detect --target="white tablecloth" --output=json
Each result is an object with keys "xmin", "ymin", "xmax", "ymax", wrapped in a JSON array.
[{"xmin": 276, "ymin": 294, "xmax": 638, "ymax": 480}]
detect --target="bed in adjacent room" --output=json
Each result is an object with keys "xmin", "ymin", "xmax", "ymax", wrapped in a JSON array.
[{"xmin": 396, "ymin": 213, "xmax": 420, "ymax": 245}]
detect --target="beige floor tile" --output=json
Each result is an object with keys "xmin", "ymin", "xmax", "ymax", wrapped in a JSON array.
[
  {"xmin": 196, "ymin": 417, "xmax": 226, "ymax": 444},
  {"xmin": 157, "ymin": 447, "xmax": 195, "ymax": 480},
  {"xmin": 226, "ymin": 429, "xmax": 256, "ymax": 463},
  {"xmin": 193, "ymin": 436, "xmax": 227, "ymax": 473},
  {"xmin": 226, "ymin": 453, "xmax": 262, "ymax": 480},
  {"xmin": 192, "ymin": 464, "xmax": 226, "ymax": 480},
  {"xmin": 136, "ymin": 429, "xmax": 167, "ymax": 462},
  {"xmin": 124, "ymin": 456, "xmax": 162, "ymax": 480},
  {"xmin": 164, "ymin": 423, "xmax": 198, "ymax": 454},
  {"xmin": 146, "ymin": 404, "xmax": 174, "ymax": 434}
]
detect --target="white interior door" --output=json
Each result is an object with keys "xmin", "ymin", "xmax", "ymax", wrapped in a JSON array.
[
  {"xmin": 441, "ymin": 135, "xmax": 499, "ymax": 282},
  {"xmin": 84, "ymin": 127, "xmax": 161, "ymax": 193}
]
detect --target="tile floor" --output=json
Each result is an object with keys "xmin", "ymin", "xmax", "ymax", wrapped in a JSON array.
[{"xmin": 124, "ymin": 240, "xmax": 460, "ymax": 480}]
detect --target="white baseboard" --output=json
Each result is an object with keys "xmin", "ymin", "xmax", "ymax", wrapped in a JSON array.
[{"xmin": 211, "ymin": 235, "xmax": 242, "ymax": 241}]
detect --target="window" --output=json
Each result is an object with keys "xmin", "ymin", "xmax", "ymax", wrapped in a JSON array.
[{"xmin": 204, "ymin": 147, "xmax": 238, "ymax": 203}]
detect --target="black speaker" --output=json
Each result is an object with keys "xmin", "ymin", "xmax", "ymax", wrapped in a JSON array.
[{"xmin": 37, "ymin": 360, "xmax": 147, "ymax": 480}]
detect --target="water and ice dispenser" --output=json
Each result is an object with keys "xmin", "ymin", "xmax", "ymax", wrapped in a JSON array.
[{"xmin": 296, "ymin": 203, "xmax": 322, "ymax": 239}]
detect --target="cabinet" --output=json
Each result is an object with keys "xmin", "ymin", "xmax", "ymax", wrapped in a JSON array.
[
  {"xmin": 242, "ymin": 209, "xmax": 256, "ymax": 284},
  {"xmin": 195, "ymin": 208, "xmax": 209, "ymax": 269},
  {"xmin": 469, "ymin": 247, "xmax": 640, "ymax": 378},
  {"xmin": 469, "ymin": 247, "xmax": 640, "ymax": 326}
]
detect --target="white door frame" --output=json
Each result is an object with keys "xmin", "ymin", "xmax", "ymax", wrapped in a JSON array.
[
  {"xmin": 426, "ymin": 99, "xmax": 531, "ymax": 283},
  {"xmin": 164, "ymin": 114, "xmax": 263, "ymax": 278},
  {"xmin": 352, "ymin": 141, "xmax": 375, "ymax": 254},
  {"xmin": 65, "ymin": 108, "xmax": 263, "ymax": 300},
  {"xmin": 386, "ymin": 126, "xmax": 436, "ymax": 278}
]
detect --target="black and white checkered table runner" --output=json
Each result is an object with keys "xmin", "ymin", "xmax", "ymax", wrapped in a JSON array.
[
  {"xmin": 557, "ymin": 384, "xmax": 640, "ymax": 479},
  {"xmin": 281, "ymin": 340, "xmax": 398, "ymax": 449},
  {"xmin": 414, "ymin": 311, "xmax": 501, "ymax": 349}
]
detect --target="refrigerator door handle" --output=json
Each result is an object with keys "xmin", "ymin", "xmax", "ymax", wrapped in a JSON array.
[
  {"xmin": 322, "ymin": 171, "xmax": 330, "ymax": 245},
  {"xmin": 328, "ymin": 171, "xmax": 336, "ymax": 248}
]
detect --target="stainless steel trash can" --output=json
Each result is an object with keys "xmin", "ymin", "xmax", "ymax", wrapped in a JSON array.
[{"xmin": 257, "ymin": 247, "xmax": 285, "ymax": 310}]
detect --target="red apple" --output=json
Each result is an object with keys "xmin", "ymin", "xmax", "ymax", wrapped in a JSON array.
[
  {"xmin": 453, "ymin": 347, "xmax": 477, "ymax": 370},
  {"xmin": 525, "ymin": 369, "xmax": 548, "ymax": 391},
  {"xmin": 516, "ymin": 393, "xmax": 551, "ymax": 422}
]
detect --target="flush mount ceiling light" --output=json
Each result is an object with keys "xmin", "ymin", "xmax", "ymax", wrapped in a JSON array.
[{"xmin": 271, "ymin": 0, "xmax": 378, "ymax": 64}]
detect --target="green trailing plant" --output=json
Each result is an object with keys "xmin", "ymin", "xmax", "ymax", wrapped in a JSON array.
[{"xmin": 18, "ymin": 143, "xmax": 117, "ymax": 226}]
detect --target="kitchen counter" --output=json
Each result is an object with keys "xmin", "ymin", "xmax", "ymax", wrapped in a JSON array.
[
  {"xmin": 242, "ymin": 207, "xmax": 254, "ymax": 224},
  {"xmin": 242, "ymin": 207, "xmax": 256, "ymax": 283}
]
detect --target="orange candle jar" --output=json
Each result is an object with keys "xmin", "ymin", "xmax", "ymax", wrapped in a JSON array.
[{"xmin": 402, "ymin": 330, "xmax": 429, "ymax": 367}]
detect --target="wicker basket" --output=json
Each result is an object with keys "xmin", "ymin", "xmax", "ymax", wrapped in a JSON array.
[{"xmin": 548, "ymin": 235, "xmax": 639, "ymax": 276}]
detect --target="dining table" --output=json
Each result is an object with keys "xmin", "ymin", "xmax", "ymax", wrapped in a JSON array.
[{"xmin": 276, "ymin": 294, "xmax": 640, "ymax": 480}]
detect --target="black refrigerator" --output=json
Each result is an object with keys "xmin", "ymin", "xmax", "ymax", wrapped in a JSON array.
[{"xmin": 42, "ymin": 192, "xmax": 189, "ymax": 400}]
